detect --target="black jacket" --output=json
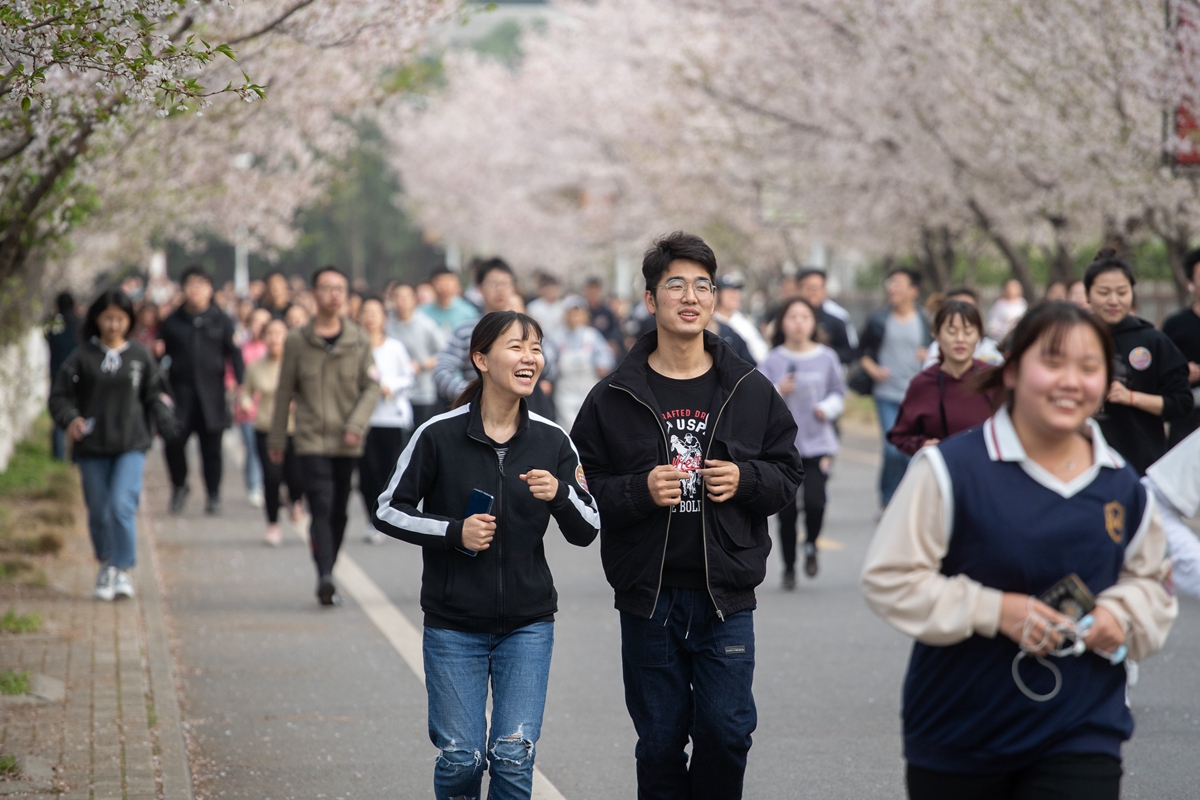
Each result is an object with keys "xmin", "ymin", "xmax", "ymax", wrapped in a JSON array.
[
  {"xmin": 1099, "ymin": 315, "xmax": 1194, "ymax": 475},
  {"xmin": 570, "ymin": 330, "xmax": 804, "ymax": 619},
  {"xmin": 157, "ymin": 304, "xmax": 243, "ymax": 431},
  {"xmin": 372, "ymin": 399, "xmax": 600, "ymax": 634},
  {"xmin": 48, "ymin": 340, "xmax": 178, "ymax": 459}
]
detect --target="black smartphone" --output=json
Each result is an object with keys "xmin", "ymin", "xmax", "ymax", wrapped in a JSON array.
[
  {"xmin": 787, "ymin": 362, "xmax": 797, "ymax": 375},
  {"xmin": 1040, "ymin": 573, "xmax": 1096, "ymax": 621},
  {"xmin": 459, "ymin": 489, "xmax": 495, "ymax": 557}
]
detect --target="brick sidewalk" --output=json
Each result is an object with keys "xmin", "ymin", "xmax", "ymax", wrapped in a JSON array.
[{"xmin": 0, "ymin": 475, "xmax": 192, "ymax": 799}]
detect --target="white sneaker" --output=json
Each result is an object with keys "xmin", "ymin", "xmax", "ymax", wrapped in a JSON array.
[
  {"xmin": 364, "ymin": 529, "xmax": 385, "ymax": 545},
  {"xmin": 247, "ymin": 489, "xmax": 264, "ymax": 508},
  {"xmin": 113, "ymin": 569, "xmax": 135, "ymax": 599},
  {"xmin": 94, "ymin": 566, "xmax": 116, "ymax": 601}
]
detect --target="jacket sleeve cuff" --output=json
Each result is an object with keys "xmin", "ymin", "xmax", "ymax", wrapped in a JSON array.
[
  {"xmin": 446, "ymin": 519, "xmax": 465, "ymax": 551},
  {"xmin": 972, "ymin": 587, "xmax": 1004, "ymax": 638},
  {"xmin": 733, "ymin": 461, "xmax": 758, "ymax": 503},
  {"xmin": 548, "ymin": 479, "xmax": 569, "ymax": 508},
  {"xmin": 630, "ymin": 471, "xmax": 659, "ymax": 517}
]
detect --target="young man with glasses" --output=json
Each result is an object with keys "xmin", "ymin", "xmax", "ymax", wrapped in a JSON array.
[
  {"xmin": 268, "ymin": 266, "xmax": 379, "ymax": 606},
  {"xmin": 570, "ymin": 232, "xmax": 803, "ymax": 799}
]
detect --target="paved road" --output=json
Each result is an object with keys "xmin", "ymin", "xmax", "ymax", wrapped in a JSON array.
[{"xmin": 148, "ymin": 432, "xmax": 1200, "ymax": 799}]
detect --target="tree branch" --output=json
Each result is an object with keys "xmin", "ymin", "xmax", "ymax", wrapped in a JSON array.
[{"xmin": 224, "ymin": 0, "xmax": 320, "ymax": 46}]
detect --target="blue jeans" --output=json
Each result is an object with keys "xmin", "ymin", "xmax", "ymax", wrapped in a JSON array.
[
  {"xmin": 239, "ymin": 421, "xmax": 263, "ymax": 494},
  {"xmin": 875, "ymin": 397, "xmax": 911, "ymax": 507},
  {"xmin": 423, "ymin": 621, "xmax": 554, "ymax": 800},
  {"xmin": 620, "ymin": 589, "xmax": 757, "ymax": 800},
  {"xmin": 77, "ymin": 451, "xmax": 146, "ymax": 569}
]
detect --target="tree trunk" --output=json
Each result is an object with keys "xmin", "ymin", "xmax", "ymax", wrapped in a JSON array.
[
  {"xmin": 1164, "ymin": 229, "xmax": 1192, "ymax": 307},
  {"xmin": 917, "ymin": 225, "xmax": 955, "ymax": 293},
  {"xmin": 967, "ymin": 197, "xmax": 1035, "ymax": 300}
]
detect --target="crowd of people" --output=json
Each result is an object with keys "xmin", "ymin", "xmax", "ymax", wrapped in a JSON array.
[{"xmin": 39, "ymin": 231, "xmax": 1200, "ymax": 799}]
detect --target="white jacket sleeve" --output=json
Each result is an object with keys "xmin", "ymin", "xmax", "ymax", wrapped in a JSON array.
[
  {"xmin": 860, "ymin": 453, "xmax": 1003, "ymax": 645},
  {"xmin": 1094, "ymin": 496, "xmax": 1179, "ymax": 662}
]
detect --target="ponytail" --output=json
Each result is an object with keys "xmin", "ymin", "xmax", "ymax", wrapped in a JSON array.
[{"xmin": 452, "ymin": 379, "xmax": 481, "ymax": 410}]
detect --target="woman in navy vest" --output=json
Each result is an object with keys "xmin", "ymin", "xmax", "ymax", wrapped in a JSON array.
[{"xmin": 862, "ymin": 302, "xmax": 1176, "ymax": 800}]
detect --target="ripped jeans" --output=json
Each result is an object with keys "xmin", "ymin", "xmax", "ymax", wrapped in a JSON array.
[{"xmin": 423, "ymin": 622, "xmax": 554, "ymax": 800}]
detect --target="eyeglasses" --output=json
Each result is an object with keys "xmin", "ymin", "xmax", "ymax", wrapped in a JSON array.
[
  {"xmin": 656, "ymin": 278, "xmax": 715, "ymax": 299},
  {"xmin": 315, "ymin": 284, "xmax": 347, "ymax": 295}
]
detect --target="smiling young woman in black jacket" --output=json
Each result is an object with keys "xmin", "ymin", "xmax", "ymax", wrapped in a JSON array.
[
  {"xmin": 1085, "ymin": 253, "xmax": 1193, "ymax": 474},
  {"xmin": 371, "ymin": 310, "xmax": 599, "ymax": 800}
]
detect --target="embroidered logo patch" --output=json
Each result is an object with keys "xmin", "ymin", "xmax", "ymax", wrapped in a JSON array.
[
  {"xmin": 575, "ymin": 464, "xmax": 588, "ymax": 492},
  {"xmin": 1128, "ymin": 346, "xmax": 1152, "ymax": 371},
  {"xmin": 1104, "ymin": 501, "xmax": 1126, "ymax": 544}
]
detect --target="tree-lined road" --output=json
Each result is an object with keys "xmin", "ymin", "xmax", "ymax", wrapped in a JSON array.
[{"xmin": 149, "ymin": 433, "xmax": 1199, "ymax": 799}]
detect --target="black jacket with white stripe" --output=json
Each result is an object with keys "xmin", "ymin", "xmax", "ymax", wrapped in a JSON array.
[{"xmin": 372, "ymin": 398, "xmax": 600, "ymax": 634}]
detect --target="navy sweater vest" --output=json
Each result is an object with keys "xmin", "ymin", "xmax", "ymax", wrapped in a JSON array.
[{"xmin": 903, "ymin": 427, "xmax": 1146, "ymax": 774}]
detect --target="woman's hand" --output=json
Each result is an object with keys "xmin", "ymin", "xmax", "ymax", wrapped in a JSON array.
[
  {"xmin": 462, "ymin": 513, "xmax": 496, "ymax": 551},
  {"xmin": 814, "ymin": 407, "xmax": 826, "ymax": 421},
  {"xmin": 921, "ymin": 438, "xmax": 941, "ymax": 449},
  {"xmin": 778, "ymin": 373, "xmax": 796, "ymax": 396},
  {"xmin": 1107, "ymin": 381, "xmax": 1133, "ymax": 406},
  {"xmin": 520, "ymin": 469, "xmax": 560, "ymax": 501},
  {"xmin": 1083, "ymin": 605, "xmax": 1125, "ymax": 654},
  {"xmin": 380, "ymin": 383, "xmax": 393, "ymax": 399},
  {"xmin": 999, "ymin": 592, "xmax": 1070, "ymax": 654},
  {"xmin": 67, "ymin": 417, "xmax": 88, "ymax": 442}
]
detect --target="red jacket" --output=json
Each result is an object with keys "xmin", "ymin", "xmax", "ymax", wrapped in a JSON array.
[{"xmin": 887, "ymin": 361, "xmax": 995, "ymax": 456}]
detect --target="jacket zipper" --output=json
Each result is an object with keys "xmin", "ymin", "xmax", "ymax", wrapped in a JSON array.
[
  {"xmin": 613, "ymin": 385, "xmax": 673, "ymax": 619},
  {"xmin": 495, "ymin": 448, "xmax": 506, "ymax": 633},
  {"xmin": 700, "ymin": 369, "xmax": 755, "ymax": 622}
]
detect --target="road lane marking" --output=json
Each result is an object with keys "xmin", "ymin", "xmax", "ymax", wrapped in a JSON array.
[{"xmin": 291, "ymin": 519, "xmax": 567, "ymax": 800}]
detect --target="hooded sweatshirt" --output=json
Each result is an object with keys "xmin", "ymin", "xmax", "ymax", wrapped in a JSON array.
[
  {"xmin": 48, "ymin": 340, "xmax": 177, "ymax": 458},
  {"xmin": 1099, "ymin": 315, "xmax": 1193, "ymax": 475}
]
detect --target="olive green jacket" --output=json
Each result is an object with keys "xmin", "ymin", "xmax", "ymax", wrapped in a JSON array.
[{"xmin": 268, "ymin": 320, "xmax": 380, "ymax": 457}]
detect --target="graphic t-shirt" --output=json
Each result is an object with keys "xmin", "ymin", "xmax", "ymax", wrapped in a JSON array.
[{"xmin": 647, "ymin": 366, "xmax": 717, "ymax": 590}]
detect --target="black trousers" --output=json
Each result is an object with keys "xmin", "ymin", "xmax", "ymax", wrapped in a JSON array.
[
  {"xmin": 253, "ymin": 432, "xmax": 303, "ymax": 524},
  {"xmin": 777, "ymin": 455, "xmax": 829, "ymax": 571},
  {"xmin": 298, "ymin": 455, "xmax": 355, "ymax": 579},
  {"xmin": 164, "ymin": 402, "xmax": 223, "ymax": 498},
  {"xmin": 907, "ymin": 753, "xmax": 1121, "ymax": 800},
  {"xmin": 358, "ymin": 426, "xmax": 409, "ymax": 523}
]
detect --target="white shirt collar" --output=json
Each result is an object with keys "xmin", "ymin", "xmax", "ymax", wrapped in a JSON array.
[{"xmin": 982, "ymin": 405, "xmax": 1124, "ymax": 498}]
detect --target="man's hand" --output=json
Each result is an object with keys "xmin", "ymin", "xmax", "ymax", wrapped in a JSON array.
[
  {"xmin": 1189, "ymin": 361, "xmax": 1200, "ymax": 384},
  {"xmin": 700, "ymin": 459, "xmax": 740, "ymax": 503},
  {"xmin": 999, "ymin": 593, "xmax": 1070, "ymax": 654},
  {"xmin": 648, "ymin": 465, "xmax": 689, "ymax": 507},
  {"xmin": 269, "ymin": 449, "xmax": 284, "ymax": 464},
  {"xmin": 462, "ymin": 513, "xmax": 496, "ymax": 551},
  {"xmin": 1083, "ymin": 605, "xmax": 1126, "ymax": 655},
  {"xmin": 380, "ymin": 383, "xmax": 394, "ymax": 399},
  {"xmin": 67, "ymin": 417, "xmax": 87, "ymax": 442},
  {"xmin": 862, "ymin": 357, "xmax": 890, "ymax": 383},
  {"xmin": 344, "ymin": 430, "xmax": 362, "ymax": 447},
  {"xmin": 520, "ymin": 469, "xmax": 560, "ymax": 501}
]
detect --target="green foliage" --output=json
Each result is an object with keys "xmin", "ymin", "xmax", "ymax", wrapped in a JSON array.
[
  {"xmin": 0, "ymin": 609, "xmax": 41, "ymax": 634},
  {"xmin": 0, "ymin": 755, "xmax": 15, "ymax": 775},
  {"xmin": 472, "ymin": 18, "xmax": 526, "ymax": 67},
  {"xmin": 0, "ymin": 416, "xmax": 70, "ymax": 497},
  {"xmin": 0, "ymin": 670, "xmax": 30, "ymax": 696}
]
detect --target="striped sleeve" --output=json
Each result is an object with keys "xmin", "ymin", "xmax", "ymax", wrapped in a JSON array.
[
  {"xmin": 372, "ymin": 409, "xmax": 468, "ymax": 550},
  {"xmin": 531, "ymin": 413, "xmax": 601, "ymax": 546},
  {"xmin": 432, "ymin": 322, "xmax": 473, "ymax": 401}
]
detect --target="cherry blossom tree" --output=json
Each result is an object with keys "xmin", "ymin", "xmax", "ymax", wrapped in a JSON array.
[{"xmin": 4, "ymin": 0, "xmax": 459, "ymax": 325}]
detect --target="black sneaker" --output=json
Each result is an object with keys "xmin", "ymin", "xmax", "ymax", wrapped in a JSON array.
[
  {"xmin": 804, "ymin": 542, "xmax": 819, "ymax": 578},
  {"xmin": 317, "ymin": 575, "xmax": 337, "ymax": 607},
  {"xmin": 169, "ymin": 485, "xmax": 190, "ymax": 515},
  {"xmin": 205, "ymin": 496, "xmax": 222, "ymax": 515},
  {"xmin": 782, "ymin": 568, "xmax": 796, "ymax": 590}
]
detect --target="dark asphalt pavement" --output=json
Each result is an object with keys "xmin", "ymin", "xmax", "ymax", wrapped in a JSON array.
[{"xmin": 149, "ymin": 432, "xmax": 1200, "ymax": 799}]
